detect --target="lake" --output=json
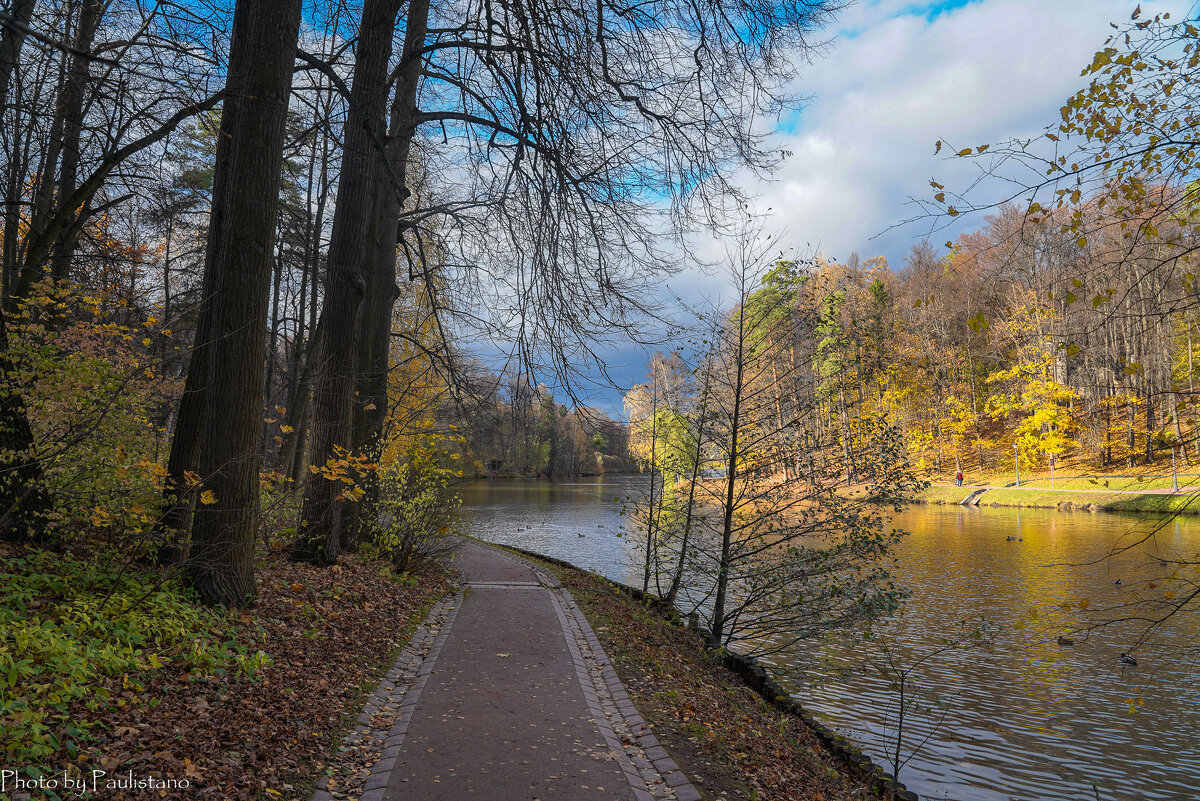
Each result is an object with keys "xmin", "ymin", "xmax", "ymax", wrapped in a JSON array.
[{"xmin": 458, "ymin": 476, "xmax": 1200, "ymax": 801}]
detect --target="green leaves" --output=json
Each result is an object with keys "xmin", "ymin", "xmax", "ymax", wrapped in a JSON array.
[{"xmin": 0, "ymin": 549, "xmax": 240, "ymax": 763}]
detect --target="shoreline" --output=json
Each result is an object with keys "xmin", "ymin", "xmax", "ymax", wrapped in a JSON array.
[
  {"xmin": 461, "ymin": 470, "xmax": 641, "ymax": 480},
  {"xmin": 492, "ymin": 540, "xmax": 914, "ymax": 801},
  {"xmin": 907, "ymin": 483, "xmax": 1200, "ymax": 515}
]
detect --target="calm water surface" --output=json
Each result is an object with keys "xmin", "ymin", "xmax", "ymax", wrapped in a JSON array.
[{"xmin": 458, "ymin": 477, "xmax": 1200, "ymax": 801}]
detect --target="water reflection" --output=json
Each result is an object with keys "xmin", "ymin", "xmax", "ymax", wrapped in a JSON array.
[{"xmin": 459, "ymin": 480, "xmax": 1200, "ymax": 801}]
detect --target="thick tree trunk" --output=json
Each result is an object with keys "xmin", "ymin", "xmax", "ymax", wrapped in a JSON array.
[
  {"xmin": 348, "ymin": 0, "xmax": 431, "ymax": 542},
  {"xmin": 0, "ymin": 0, "xmax": 36, "ymax": 106},
  {"xmin": 298, "ymin": 0, "xmax": 403, "ymax": 564},
  {"xmin": 0, "ymin": 306, "xmax": 48, "ymax": 540},
  {"xmin": 175, "ymin": 0, "xmax": 302, "ymax": 605},
  {"xmin": 47, "ymin": 0, "xmax": 104, "ymax": 281},
  {"xmin": 0, "ymin": 0, "xmax": 36, "ymax": 304}
]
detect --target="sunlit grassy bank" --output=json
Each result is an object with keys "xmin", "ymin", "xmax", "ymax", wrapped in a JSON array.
[{"xmin": 905, "ymin": 463, "xmax": 1200, "ymax": 514}]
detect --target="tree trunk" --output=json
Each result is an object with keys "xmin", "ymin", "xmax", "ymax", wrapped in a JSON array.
[
  {"xmin": 1145, "ymin": 388, "xmax": 1155, "ymax": 464},
  {"xmin": 348, "ymin": 0, "xmax": 431, "ymax": 543},
  {"xmin": 0, "ymin": 0, "xmax": 36, "ymax": 305},
  {"xmin": 710, "ymin": 294, "xmax": 748, "ymax": 649},
  {"xmin": 0, "ymin": 305, "xmax": 48, "ymax": 539},
  {"xmin": 176, "ymin": 0, "xmax": 303, "ymax": 605},
  {"xmin": 0, "ymin": 0, "xmax": 36, "ymax": 106},
  {"xmin": 47, "ymin": 0, "xmax": 104, "ymax": 281},
  {"xmin": 298, "ymin": 0, "xmax": 403, "ymax": 564}
]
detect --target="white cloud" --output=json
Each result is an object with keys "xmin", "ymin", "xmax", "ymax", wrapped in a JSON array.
[
  {"xmin": 612, "ymin": 0, "xmax": 1190, "ymax": 410},
  {"xmin": 736, "ymin": 0, "xmax": 1191, "ymax": 269}
]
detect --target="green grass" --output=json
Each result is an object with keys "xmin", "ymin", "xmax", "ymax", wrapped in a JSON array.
[
  {"xmin": 925, "ymin": 466, "xmax": 1200, "ymax": 492},
  {"xmin": 912, "ymin": 485, "xmax": 1200, "ymax": 514},
  {"xmin": 1101, "ymin": 493, "xmax": 1200, "ymax": 514},
  {"xmin": 976, "ymin": 487, "xmax": 1115, "ymax": 508},
  {"xmin": 997, "ymin": 475, "xmax": 1187, "ymax": 492},
  {"xmin": 914, "ymin": 485, "xmax": 977, "ymax": 504}
]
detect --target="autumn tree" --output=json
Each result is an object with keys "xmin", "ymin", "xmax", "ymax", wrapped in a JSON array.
[
  {"xmin": 636, "ymin": 224, "xmax": 920, "ymax": 650},
  {"xmin": 297, "ymin": 0, "xmax": 851, "ymax": 562}
]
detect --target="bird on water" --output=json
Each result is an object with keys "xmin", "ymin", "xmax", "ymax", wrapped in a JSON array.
[{"xmin": 1120, "ymin": 653, "xmax": 1137, "ymax": 666}]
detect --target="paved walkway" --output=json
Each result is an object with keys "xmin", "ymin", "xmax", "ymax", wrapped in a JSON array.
[{"xmin": 313, "ymin": 540, "xmax": 700, "ymax": 801}]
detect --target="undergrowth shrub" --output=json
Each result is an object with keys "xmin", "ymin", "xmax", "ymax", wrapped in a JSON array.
[
  {"xmin": 0, "ymin": 548, "xmax": 252, "ymax": 765},
  {"xmin": 6, "ymin": 280, "xmax": 180, "ymax": 550},
  {"xmin": 364, "ymin": 442, "xmax": 460, "ymax": 572}
]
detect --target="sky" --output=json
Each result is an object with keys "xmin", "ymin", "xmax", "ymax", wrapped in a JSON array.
[
  {"xmin": 663, "ymin": 0, "xmax": 1192, "ymax": 302},
  {"xmin": 576, "ymin": 0, "xmax": 1192, "ymax": 416}
]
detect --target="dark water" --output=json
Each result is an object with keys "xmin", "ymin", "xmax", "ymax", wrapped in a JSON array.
[{"xmin": 458, "ymin": 478, "xmax": 1200, "ymax": 801}]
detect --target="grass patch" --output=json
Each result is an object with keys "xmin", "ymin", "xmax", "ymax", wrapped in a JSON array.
[
  {"xmin": 1102, "ymin": 493, "xmax": 1200, "ymax": 515},
  {"xmin": 913, "ymin": 485, "xmax": 975, "ymax": 504},
  {"xmin": 977, "ymin": 487, "xmax": 1108, "ymax": 508}
]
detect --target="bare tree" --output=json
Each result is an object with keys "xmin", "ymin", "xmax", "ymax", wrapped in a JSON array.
[
  {"xmin": 298, "ymin": 0, "xmax": 850, "ymax": 560},
  {"xmin": 637, "ymin": 222, "xmax": 921, "ymax": 650}
]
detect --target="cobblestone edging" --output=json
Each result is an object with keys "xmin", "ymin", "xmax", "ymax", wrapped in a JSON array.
[
  {"xmin": 495, "ymin": 542, "xmax": 919, "ymax": 801},
  {"xmin": 486, "ymin": 548, "xmax": 703, "ymax": 801},
  {"xmin": 310, "ymin": 590, "xmax": 464, "ymax": 801}
]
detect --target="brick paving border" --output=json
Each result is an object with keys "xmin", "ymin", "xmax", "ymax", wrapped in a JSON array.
[{"xmin": 490, "ymin": 547, "xmax": 702, "ymax": 801}]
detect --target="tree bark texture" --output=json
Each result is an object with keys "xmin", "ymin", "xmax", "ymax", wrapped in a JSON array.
[
  {"xmin": 348, "ymin": 0, "xmax": 431, "ymax": 542},
  {"xmin": 181, "ymin": 0, "xmax": 303, "ymax": 605},
  {"xmin": 298, "ymin": 0, "xmax": 403, "ymax": 564}
]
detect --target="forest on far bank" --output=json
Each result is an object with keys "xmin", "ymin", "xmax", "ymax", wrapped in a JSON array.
[
  {"xmin": 627, "ymin": 201, "xmax": 1200, "ymax": 489},
  {"xmin": 621, "ymin": 9, "xmax": 1200, "ymax": 492},
  {"xmin": 629, "ymin": 209, "xmax": 1200, "ymax": 502}
]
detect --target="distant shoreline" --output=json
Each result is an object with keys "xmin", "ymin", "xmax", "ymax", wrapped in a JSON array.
[{"xmin": 908, "ymin": 481, "xmax": 1200, "ymax": 516}]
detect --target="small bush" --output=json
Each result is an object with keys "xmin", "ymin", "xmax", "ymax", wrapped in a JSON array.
[
  {"xmin": 5, "ymin": 281, "xmax": 181, "ymax": 550},
  {"xmin": 363, "ymin": 445, "xmax": 459, "ymax": 572}
]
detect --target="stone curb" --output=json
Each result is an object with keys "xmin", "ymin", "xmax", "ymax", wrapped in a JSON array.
[{"xmin": 310, "ymin": 589, "xmax": 464, "ymax": 801}]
